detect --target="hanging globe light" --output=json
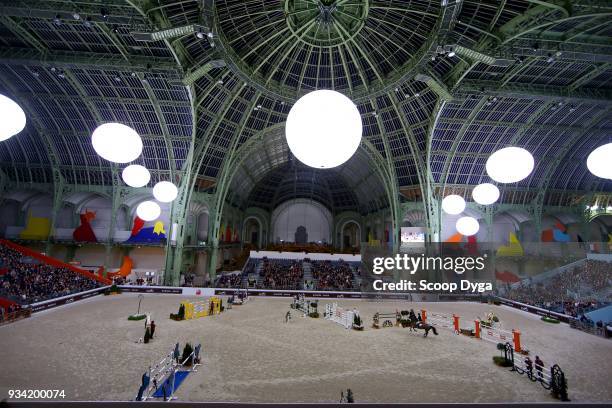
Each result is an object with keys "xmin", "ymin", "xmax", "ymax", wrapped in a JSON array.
[
  {"xmin": 0, "ymin": 94, "xmax": 26, "ymax": 141},
  {"xmin": 153, "ymin": 181, "xmax": 178, "ymax": 203},
  {"xmin": 91, "ymin": 123, "xmax": 143, "ymax": 163},
  {"xmin": 285, "ymin": 89, "xmax": 362, "ymax": 169},
  {"xmin": 472, "ymin": 183, "xmax": 500, "ymax": 205},
  {"xmin": 587, "ymin": 143, "xmax": 612, "ymax": 180},
  {"xmin": 136, "ymin": 201, "xmax": 160, "ymax": 221},
  {"xmin": 121, "ymin": 164, "xmax": 150, "ymax": 188},
  {"xmin": 486, "ymin": 146, "xmax": 534, "ymax": 183},
  {"xmin": 442, "ymin": 194, "xmax": 466, "ymax": 215},
  {"xmin": 456, "ymin": 216, "xmax": 480, "ymax": 236}
]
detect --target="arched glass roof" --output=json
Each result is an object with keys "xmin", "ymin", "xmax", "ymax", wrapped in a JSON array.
[{"xmin": 0, "ymin": 0, "xmax": 609, "ymax": 210}]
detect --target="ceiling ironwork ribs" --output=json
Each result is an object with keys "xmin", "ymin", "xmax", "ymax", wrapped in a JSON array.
[{"xmin": 0, "ymin": 0, "xmax": 609, "ymax": 219}]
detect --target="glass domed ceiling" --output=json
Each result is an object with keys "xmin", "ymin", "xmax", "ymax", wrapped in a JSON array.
[
  {"xmin": 215, "ymin": 0, "xmax": 440, "ymax": 100},
  {"xmin": 285, "ymin": 0, "xmax": 369, "ymax": 47}
]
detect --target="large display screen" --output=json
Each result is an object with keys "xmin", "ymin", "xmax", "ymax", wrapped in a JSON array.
[{"xmin": 400, "ymin": 227, "xmax": 426, "ymax": 243}]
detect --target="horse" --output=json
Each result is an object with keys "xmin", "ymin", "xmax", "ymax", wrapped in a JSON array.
[{"xmin": 404, "ymin": 314, "xmax": 438, "ymax": 337}]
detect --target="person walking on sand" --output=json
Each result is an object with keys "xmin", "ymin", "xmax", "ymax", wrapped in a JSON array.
[
  {"xmin": 285, "ymin": 310, "xmax": 291, "ymax": 323},
  {"xmin": 150, "ymin": 321, "xmax": 156, "ymax": 338}
]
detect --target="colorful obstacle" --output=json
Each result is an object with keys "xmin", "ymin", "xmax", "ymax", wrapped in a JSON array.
[
  {"xmin": 498, "ymin": 342, "xmax": 569, "ymax": 401},
  {"xmin": 229, "ymin": 289, "xmax": 249, "ymax": 306},
  {"xmin": 417, "ymin": 307, "xmax": 523, "ymax": 351},
  {"xmin": 291, "ymin": 294, "xmax": 308, "ymax": 315},
  {"xmin": 420, "ymin": 309, "xmax": 460, "ymax": 334},
  {"xmin": 372, "ymin": 311, "xmax": 400, "ymax": 329},
  {"xmin": 181, "ymin": 297, "xmax": 222, "ymax": 320},
  {"xmin": 325, "ymin": 303, "xmax": 359, "ymax": 330},
  {"xmin": 290, "ymin": 294, "xmax": 319, "ymax": 317},
  {"xmin": 136, "ymin": 342, "xmax": 201, "ymax": 401},
  {"xmin": 474, "ymin": 320, "xmax": 522, "ymax": 352}
]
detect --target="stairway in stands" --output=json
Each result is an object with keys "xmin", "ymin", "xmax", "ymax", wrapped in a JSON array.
[
  {"xmin": 240, "ymin": 258, "xmax": 261, "ymax": 288},
  {"xmin": 302, "ymin": 261, "xmax": 314, "ymax": 290},
  {"xmin": 254, "ymin": 261, "xmax": 264, "ymax": 286},
  {"xmin": 351, "ymin": 263, "xmax": 361, "ymax": 290}
]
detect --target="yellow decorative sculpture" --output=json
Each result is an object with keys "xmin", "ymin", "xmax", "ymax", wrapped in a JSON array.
[
  {"xmin": 19, "ymin": 212, "xmax": 51, "ymax": 240},
  {"xmin": 496, "ymin": 232, "xmax": 524, "ymax": 257}
]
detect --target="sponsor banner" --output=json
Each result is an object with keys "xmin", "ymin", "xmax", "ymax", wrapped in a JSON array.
[
  {"xmin": 495, "ymin": 296, "xmax": 575, "ymax": 324},
  {"xmin": 119, "ymin": 286, "xmax": 182, "ymax": 294},
  {"xmin": 182, "ymin": 287, "xmax": 215, "ymax": 297},
  {"xmin": 30, "ymin": 287, "xmax": 109, "ymax": 313},
  {"xmin": 212, "ymin": 289, "xmax": 475, "ymax": 301}
]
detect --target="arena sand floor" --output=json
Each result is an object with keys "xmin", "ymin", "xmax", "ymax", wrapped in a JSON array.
[{"xmin": 0, "ymin": 294, "xmax": 610, "ymax": 403}]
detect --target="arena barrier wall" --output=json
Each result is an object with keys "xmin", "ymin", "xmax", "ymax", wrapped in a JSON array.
[
  {"xmin": 29, "ymin": 286, "xmax": 111, "ymax": 313},
  {"xmin": 115, "ymin": 285, "xmax": 483, "ymax": 301},
  {"xmin": 494, "ymin": 296, "xmax": 576, "ymax": 324}
]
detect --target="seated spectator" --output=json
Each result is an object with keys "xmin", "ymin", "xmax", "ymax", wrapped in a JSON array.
[
  {"xmin": 216, "ymin": 273, "xmax": 242, "ymax": 288},
  {"xmin": 501, "ymin": 260, "xmax": 611, "ymax": 317},
  {"xmin": 0, "ymin": 243, "xmax": 101, "ymax": 304},
  {"xmin": 311, "ymin": 260, "xmax": 355, "ymax": 291},
  {"xmin": 258, "ymin": 259, "xmax": 303, "ymax": 290}
]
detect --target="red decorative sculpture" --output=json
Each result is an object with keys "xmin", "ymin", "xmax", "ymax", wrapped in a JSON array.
[{"xmin": 73, "ymin": 209, "xmax": 97, "ymax": 242}]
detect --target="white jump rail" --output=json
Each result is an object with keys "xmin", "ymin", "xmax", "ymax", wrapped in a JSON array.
[
  {"xmin": 421, "ymin": 309, "xmax": 460, "ymax": 334},
  {"xmin": 325, "ymin": 303, "xmax": 355, "ymax": 329},
  {"xmin": 137, "ymin": 342, "xmax": 201, "ymax": 401}
]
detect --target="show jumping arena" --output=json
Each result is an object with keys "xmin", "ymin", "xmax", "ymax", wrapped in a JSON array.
[{"xmin": 1, "ymin": 294, "xmax": 611, "ymax": 403}]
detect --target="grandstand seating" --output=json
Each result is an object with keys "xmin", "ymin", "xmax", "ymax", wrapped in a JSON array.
[
  {"xmin": 0, "ymin": 241, "xmax": 103, "ymax": 305},
  {"xmin": 232, "ymin": 257, "xmax": 360, "ymax": 291},
  {"xmin": 216, "ymin": 272, "xmax": 242, "ymax": 288},
  {"xmin": 309, "ymin": 260, "xmax": 357, "ymax": 291},
  {"xmin": 259, "ymin": 258, "xmax": 303, "ymax": 290},
  {"xmin": 502, "ymin": 260, "xmax": 611, "ymax": 317}
]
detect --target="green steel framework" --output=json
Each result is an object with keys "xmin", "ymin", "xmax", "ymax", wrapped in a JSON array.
[{"xmin": 0, "ymin": 0, "xmax": 610, "ymax": 284}]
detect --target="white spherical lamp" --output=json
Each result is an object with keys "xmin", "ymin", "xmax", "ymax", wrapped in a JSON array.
[
  {"xmin": 285, "ymin": 89, "xmax": 362, "ymax": 168},
  {"xmin": 153, "ymin": 181, "xmax": 178, "ymax": 203},
  {"xmin": 486, "ymin": 146, "xmax": 534, "ymax": 183},
  {"xmin": 456, "ymin": 216, "xmax": 480, "ymax": 236},
  {"xmin": 0, "ymin": 94, "xmax": 26, "ymax": 141},
  {"xmin": 472, "ymin": 183, "xmax": 500, "ymax": 205},
  {"xmin": 122, "ymin": 164, "xmax": 150, "ymax": 188},
  {"xmin": 136, "ymin": 201, "xmax": 160, "ymax": 221},
  {"xmin": 91, "ymin": 123, "xmax": 143, "ymax": 163},
  {"xmin": 442, "ymin": 194, "xmax": 466, "ymax": 215},
  {"xmin": 587, "ymin": 143, "xmax": 612, "ymax": 180}
]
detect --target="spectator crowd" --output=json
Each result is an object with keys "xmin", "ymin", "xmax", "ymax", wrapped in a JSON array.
[
  {"xmin": 310, "ymin": 260, "xmax": 355, "ymax": 291},
  {"xmin": 0, "ymin": 243, "xmax": 101, "ymax": 305},
  {"xmin": 502, "ymin": 260, "xmax": 611, "ymax": 319},
  {"xmin": 259, "ymin": 258, "xmax": 303, "ymax": 290},
  {"xmin": 217, "ymin": 273, "xmax": 242, "ymax": 288}
]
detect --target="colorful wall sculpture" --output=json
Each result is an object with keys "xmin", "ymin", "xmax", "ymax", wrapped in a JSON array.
[
  {"xmin": 125, "ymin": 216, "xmax": 166, "ymax": 243},
  {"xmin": 496, "ymin": 232, "xmax": 524, "ymax": 257},
  {"xmin": 541, "ymin": 220, "xmax": 571, "ymax": 242},
  {"xmin": 73, "ymin": 210, "xmax": 97, "ymax": 242},
  {"xmin": 107, "ymin": 256, "xmax": 133, "ymax": 279},
  {"xmin": 19, "ymin": 212, "xmax": 51, "ymax": 240}
]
